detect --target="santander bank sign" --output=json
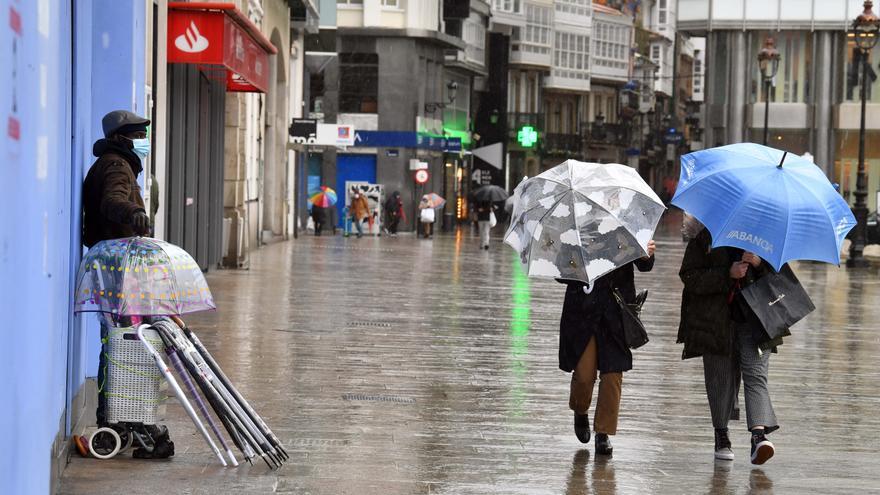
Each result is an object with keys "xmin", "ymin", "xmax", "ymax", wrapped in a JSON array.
[{"xmin": 174, "ymin": 21, "xmax": 210, "ymax": 54}]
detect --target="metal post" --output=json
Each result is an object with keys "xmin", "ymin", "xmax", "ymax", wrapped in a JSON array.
[
  {"xmin": 848, "ymin": 51, "xmax": 871, "ymax": 267},
  {"xmin": 762, "ymin": 79, "xmax": 771, "ymax": 145}
]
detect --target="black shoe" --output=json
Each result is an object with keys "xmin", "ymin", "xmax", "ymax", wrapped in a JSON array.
[
  {"xmin": 750, "ymin": 430, "xmax": 775, "ymax": 465},
  {"xmin": 595, "ymin": 433, "xmax": 613, "ymax": 456},
  {"xmin": 574, "ymin": 413, "xmax": 590, "ymax": 443},
  {"xmin": 714, "ymin": 428, "xmax": 734, "ymax": 461}
]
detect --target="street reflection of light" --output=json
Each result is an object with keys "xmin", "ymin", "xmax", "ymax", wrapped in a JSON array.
[
  {"xmin": 509, "ymin": 257, "xmax": 530, "ymax": 416},
  {"xmin": 452, "ymin": 229, "xmax": 462, "ymax": 284}
]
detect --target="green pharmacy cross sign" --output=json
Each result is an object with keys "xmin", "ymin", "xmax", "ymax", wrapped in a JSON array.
[{"xmin": 517, "ymin": 125, "xmax": 538, "ymax": 147}]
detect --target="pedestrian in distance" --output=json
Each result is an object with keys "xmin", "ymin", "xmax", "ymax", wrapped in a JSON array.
[
  {"xmin": 350, "ymin": 189, "xmax": 370, "ymax": 238},
  {"xmin": 81, "ymin": 109, "xmax": 174, "ymax": 459},
  {"xmin": 312, "ymin": 205, "xmax": 327, "ymax": 236},
  {"xmin": 558, "ymin": 239, "xmax": 656, "ymax": 456},
  {"xmin": 384, "ymin": 191, "xmax": 405, "ymax": 236},
  {"xmin": 677, "ymin": 213, "xmax": 784, "ymax": 465},
  {"xmin": 476, "ymin": 200, "xmax": 496, "ymax": 250},
  {"xmin": 419, "ymin": 194, "xmax": 435, "ymax": 239}
]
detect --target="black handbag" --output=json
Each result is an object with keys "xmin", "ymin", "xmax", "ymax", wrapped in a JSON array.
[
  {"xmin": 613, "ymin": 288, "xmax": 649, "ymax": 349},
  {"xmin": 740, "ymin": 264, "xmax": 815, "ymax": 339}
]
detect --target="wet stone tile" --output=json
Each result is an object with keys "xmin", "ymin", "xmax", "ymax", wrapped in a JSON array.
[{"xmin": 60, "ymin": 217, "xmax": 880, "ymax": 494}]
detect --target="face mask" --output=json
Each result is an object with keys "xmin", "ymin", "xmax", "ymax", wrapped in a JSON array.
[{"xmin": 129, "ymin": 138, "xmax": 151, "ymax": 159}]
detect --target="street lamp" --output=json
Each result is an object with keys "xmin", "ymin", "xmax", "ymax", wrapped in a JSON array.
[
  {"xmin": 757, "ymin": 37, "xmax": 781, "ymax": 146},
  {"xmin": 848, "ymin": 0, "xmax": 880, "ymax": 268}
]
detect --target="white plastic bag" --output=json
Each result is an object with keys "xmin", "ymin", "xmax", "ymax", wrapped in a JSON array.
[
  {"xmin": 420, "ymin": 208, "xmax": 435, "ymax": 223},
  {"xmin": 489, "ymin": 211, "xmax": 497, "ymax": 228}
]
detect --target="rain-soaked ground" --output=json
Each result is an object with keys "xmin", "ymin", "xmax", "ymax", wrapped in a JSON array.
[{"xmin": 60, "ymin": 212, "xmax": 880, "ymax": 494}]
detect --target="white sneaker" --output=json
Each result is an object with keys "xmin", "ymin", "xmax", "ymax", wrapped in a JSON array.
[
  {"xmin": 715, "ymin": 446, "xmax": 735, "ymax": 461},
  {"xmin": 714, "ymin": 428, "xmax": 734, "ymax": 461}
]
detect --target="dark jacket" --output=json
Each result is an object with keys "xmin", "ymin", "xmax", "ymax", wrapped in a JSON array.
[
  {"xmin": 82, "ymin": 139, "xmax": 146, "ymax": 247},
  {"xmin": 558, "ymin": 256, "xmax": 655, "ymax": 373},
  {"xmin": 476, "ymin": 201, "xmax": 494, "ymax": 222},
  {"xmin": 677, "ymin": 229, "xmax": 787, "ymax": 360}
]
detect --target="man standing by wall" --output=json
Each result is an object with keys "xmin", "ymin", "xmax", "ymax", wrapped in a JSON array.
[{"xmin": 81, "ymin": 110, "xmax": 174, "ymax": 458}]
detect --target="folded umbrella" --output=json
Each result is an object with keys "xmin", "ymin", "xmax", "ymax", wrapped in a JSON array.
[
  {"xmin": 672, "ymin": 143, "xmax": 856, "ymax": 269},
  {"xmin": 504, "ymin": 160, "xmax": 666, "ymax": 284}
]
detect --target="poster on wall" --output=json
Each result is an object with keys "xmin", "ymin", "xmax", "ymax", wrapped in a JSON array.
[{"xmin": 345, "ymin": 181, "xmax": 384, "ymax": 236}]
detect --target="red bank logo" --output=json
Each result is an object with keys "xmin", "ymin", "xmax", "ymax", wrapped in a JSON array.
[{"xmin": 174, "ymin": 21, "xmax": 209, "ymax": 53}]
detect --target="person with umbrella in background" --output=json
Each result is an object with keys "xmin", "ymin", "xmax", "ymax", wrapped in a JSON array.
[
  {"xmin": 672, "ymin": 143, "xmax": 856, "ymax": 465},
  {"xmin": 473, "ymin": 185, "xmax": 508, "ymax": 250},
  {"xmin": 309, "ymin": 186, "xmax": 338, "ymax": 236},
  {"xmin": 384, "ymin": 191, "xmax": 405, "ymax": 236},
  {"xmin": 419, "ymin": 193, "xmax": 445, "ymax": 239},
  {"xmin": 475, "ymin": 201, "xmax": 496, "ymax": 250},
  {"xmin": 504, "ymin": 160, "xmax": 666, "ymax": 456},
  {"xmin": 81, "ymin": 110, "xmax": 174, "ymax": 458}
]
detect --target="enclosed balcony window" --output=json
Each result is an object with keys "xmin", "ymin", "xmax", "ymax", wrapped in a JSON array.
[
  {"xmin": 553, "ymin": 30, "xmax": 590, "ymax": 81},
  {"xmin": 493, "ymin": 0, "xmax": 522, "ymax": 14}
]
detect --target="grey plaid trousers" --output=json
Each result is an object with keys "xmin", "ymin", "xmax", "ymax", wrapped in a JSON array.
[{"xmin": 702, "ymin": 321, "xmax": 778, "ymax": 432}]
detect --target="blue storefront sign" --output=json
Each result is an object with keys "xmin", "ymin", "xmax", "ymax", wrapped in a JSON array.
[{"xmin": 353, "ymin": 131, "xmax": 461, "ymax": 152}]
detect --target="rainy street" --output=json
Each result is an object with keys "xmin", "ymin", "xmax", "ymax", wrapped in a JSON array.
[{"xmin": 58, "ymin": 214, "xmax": 880, "ymax": 495}]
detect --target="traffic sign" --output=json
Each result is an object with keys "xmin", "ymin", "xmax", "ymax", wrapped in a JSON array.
[{"xmin": 414, "ymin": 169, "xmax": 430, "ymax": 184}]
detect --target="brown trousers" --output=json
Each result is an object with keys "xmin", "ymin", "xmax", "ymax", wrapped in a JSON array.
[{"xmin": 569, "ymin": 336, "xmax": 623, "ymax": 435}]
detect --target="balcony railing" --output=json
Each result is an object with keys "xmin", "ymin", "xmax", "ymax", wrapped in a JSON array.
[
  {"xmin": 543, "ymin": 133, "xmax": 584, "ymax": 156},
  {"xmin": 585, "ymin": 122, "xmax": 631, "ymax": 147}
]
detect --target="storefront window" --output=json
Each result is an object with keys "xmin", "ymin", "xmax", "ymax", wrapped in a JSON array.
[
  {"xmin": 844, "ymin": 38, "xmax": 880, "ymax": 103},
  {"xmin": 750, "ymin": 31, "xmax": 811, "ymax": 104},
  {"xmin": 834, "ymin": 130, "xmax": 880, "ymax": 212}
]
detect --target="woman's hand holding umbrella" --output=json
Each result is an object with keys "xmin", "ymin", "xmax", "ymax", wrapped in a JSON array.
[{"xmin": 641, "ymin": 240, "xmax": 656, "ymax": 260}]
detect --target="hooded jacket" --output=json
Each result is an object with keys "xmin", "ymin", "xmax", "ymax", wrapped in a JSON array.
[{"xmin": 82, "ymin": 139, "xmax": 146, "ymax": 247}]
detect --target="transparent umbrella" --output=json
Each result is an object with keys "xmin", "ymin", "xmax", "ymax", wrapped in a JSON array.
[
  {"xmin": 504, "ymin": 160, "xmax": 666, "ymax": 284},
  {"xmin": 74, "ymin": 237, "xmax": 215, "ymax": 317}
]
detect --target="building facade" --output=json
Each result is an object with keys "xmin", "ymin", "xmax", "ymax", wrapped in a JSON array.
[
  {"xmin": 679, "ymin": 0, "xmax": 880, "ymax": 211},
  {"xmin": 305, "ymin": 0, "xmax": 480, "ymax": 232}
]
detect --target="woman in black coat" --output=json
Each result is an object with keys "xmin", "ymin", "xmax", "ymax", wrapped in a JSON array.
[{"xmin": 559, "ymin": 240, "xmax": 655, "ymax": 455}]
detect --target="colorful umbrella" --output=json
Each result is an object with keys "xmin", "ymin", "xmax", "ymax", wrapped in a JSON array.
[
  {"xmin": 309, "ymin": 186, "xmax": 337, "ymax": 208},
  {"xmin": 672, "ymin": 143, "xmax": 856, "ymax": 269},
  {"xmin": 504, "ymin": 160, "xmax": 665, "ymax": 284},
  {"xmin": 420, "ymin": 193, "xmax": 445, "ymax": 209},
  {"xmin": 74, "ymin": 237, "xmax": 215, "ymax": 317}
]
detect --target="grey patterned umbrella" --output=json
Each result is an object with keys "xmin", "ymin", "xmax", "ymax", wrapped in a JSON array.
[{"xmin": 504, "ymin": 160, "xmax": 665, "ymax": 284}]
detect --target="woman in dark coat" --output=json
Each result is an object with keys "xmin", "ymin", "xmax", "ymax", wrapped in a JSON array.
[
  {"xmin": 559, "ymin": 240, "xmax": 655, "ymax": 455},
  {"xmin": 678, "ymin": 214, "xmax": 785, "ymax": 465},
  {"xmin": 384, "ymin": 191, "xmax": 405, "ymax": 236}
]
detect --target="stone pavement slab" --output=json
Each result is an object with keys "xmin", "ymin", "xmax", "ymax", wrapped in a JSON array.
[{"xmin": 59, "ymin": 217, "xmax": 880, "ymax": 494}]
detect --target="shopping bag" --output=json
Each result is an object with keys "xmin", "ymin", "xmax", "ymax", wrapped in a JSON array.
[
  {"xmin": 489, "ymin": 211, "xmax": 497, "ymax": 228},
  {"xmin": 613, "ymin": 289, "xmax": 649, "ymax": 349},
  {"xmin": 741, "ymin": 264, "xmax": 815, "ymax": 339},
  {"xmin": 420, "ymin": 208, "xmax": 435, "ymax": 223}
]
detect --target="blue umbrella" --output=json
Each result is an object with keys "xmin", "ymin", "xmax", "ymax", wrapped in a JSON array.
[{"xmin": 672, "ymin": 143, "xmax": 856, "ymax": 270}]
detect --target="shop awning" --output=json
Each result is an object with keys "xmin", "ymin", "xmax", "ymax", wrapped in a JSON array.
[{"xmin": 168, "ymin": 2, "xmax": 278, "ymax": 93}]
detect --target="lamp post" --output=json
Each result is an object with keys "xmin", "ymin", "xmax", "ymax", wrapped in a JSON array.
[
  {"xmin": 757, "ymin": 37, "xmax": 781, "ymax": 146},
  {"xmin": 848, "ymin": 0, "xmax": 880, "ymax": 268}
]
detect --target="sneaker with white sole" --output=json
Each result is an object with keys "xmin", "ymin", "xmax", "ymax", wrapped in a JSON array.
[
  {"xmin": 750, "ymin": 431, "xmax": 775, "ymax": 465},
  {"xmin": 714, "ymin": 428, "xmax": 734, "ymax": 461}
]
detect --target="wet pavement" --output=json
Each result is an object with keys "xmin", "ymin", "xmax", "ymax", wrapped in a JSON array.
[{"xmin": 60, "ymin": 214, "xmax": 880, "ymax": 494}]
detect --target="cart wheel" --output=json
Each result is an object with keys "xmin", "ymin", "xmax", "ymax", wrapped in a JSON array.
[
  {"xmin": 89, "ymin": 427, "xmax": 122, "ymax": 460},
  {"xmin": 112, "ymin": 425, "xmax": 133, "ymax": 452}
]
